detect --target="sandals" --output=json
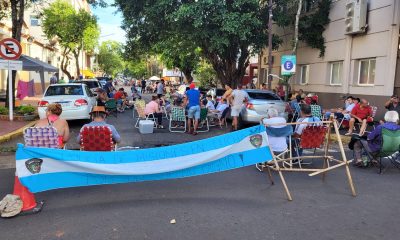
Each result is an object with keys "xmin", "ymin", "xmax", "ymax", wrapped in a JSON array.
[
  {"xmin": 345, "ymin": 132, "xmax": 352, "ymax": 136},
  {"xmin": 192, "ymin": 131, "xmax": 198, "ymax": 136}
]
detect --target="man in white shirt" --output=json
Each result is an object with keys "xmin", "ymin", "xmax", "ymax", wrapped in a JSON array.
[
  {"xmin": 205, "ymin": 95, "xmax": 215, "ymax": 110},
  {"xmin": 228, "ymin": 84, "xmax": 249, "ymax": 130}
]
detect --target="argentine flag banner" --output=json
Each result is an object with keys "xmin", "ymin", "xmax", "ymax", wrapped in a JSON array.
[{"xmin": 16, "ymin": 125, "xmax": 272, "ymax": 193}]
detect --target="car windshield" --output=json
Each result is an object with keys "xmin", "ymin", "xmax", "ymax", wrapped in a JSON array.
[
  {"xmin": 75, "ymin": 81, "xmax": 99, "ymax": 89},
  {"xmin": 45, "ymin": 86, "xmax": 84, "ymax": 96},
  {"xmin": 247, "ymin": 92, "xmax": 281, "ymax": 100}
]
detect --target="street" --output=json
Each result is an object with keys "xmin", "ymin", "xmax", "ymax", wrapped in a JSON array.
[{"xmin": 1, "ymin": 101, "xmax": 400, "ymax": 240}]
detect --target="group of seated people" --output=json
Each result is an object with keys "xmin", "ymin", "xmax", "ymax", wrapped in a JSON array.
[{"xmin": 33, "ymin": 103, "xmax": 121, "ymax": 150}]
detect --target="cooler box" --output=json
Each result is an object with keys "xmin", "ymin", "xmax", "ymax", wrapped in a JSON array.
[{"xmin": 139, "ymin": 120, "xmax": 154, "ymax": 134}]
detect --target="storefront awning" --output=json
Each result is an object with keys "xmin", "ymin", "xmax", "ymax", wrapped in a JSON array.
[{"xmin": 82, "ymin": 69, "xmax": 95, "ymax": 78}]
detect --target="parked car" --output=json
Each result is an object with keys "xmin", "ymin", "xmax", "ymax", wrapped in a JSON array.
[
  {"xmin": 38, "ymin": 84, "xmax": 96, "ymax": 120},
  {"xmin": 74, "ymin": 79, "xmax": 101, "ymax": 96},
  {"xmin": 239, "ymin": 89, "xmax": 289, "ymax": 125},
  {"xmin": 210, "ymin": 88, "xmax": 289, "ymax": 127}
]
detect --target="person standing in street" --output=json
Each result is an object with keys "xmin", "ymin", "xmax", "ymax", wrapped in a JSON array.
[
  {"xmin": 50, "ymin": 74, "xmax": 58, "ymax": 85},
  {"xmin": 157, "ymin": 80, "xmax": 165, "ymax": 98},
  {"xmin": 384, "ymin": 94, "xmax": 400, "ymax": 116},
  {"xmin": 184, "ymin": 83, "xmax": 201, "ymax": 135},
  {"xmin": 229, "ymin": 84, "xmax": 249, "ymax": 131},
  {"xmin": 141, "ymin": 78, "xmax": 146, "ymax": 94}
]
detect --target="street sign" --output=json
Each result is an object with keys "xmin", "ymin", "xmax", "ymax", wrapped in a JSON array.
[
  {"xmin": 0, "ymin": 59, "xmax": 23, "ymax": 70},
  {"xmin": 0, "ymin": 38, "xmax": 22, "ymax": 60},
  {"xmin": 281, "ymin": 55, "xmax": 296, "ymax": 76},
  {"xmin": 0, "ymin": 39, "xmax": 23, "ymax": 121}
]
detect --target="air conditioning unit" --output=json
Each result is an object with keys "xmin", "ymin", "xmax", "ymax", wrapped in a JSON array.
[{"xmin": 345, "ymin": 0, "xmax": 368, "ymax": 35}]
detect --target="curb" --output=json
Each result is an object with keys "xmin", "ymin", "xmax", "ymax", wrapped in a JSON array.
[{"xmin": 0, "ymin": 121, "xmax": 37, "ymax": 144}]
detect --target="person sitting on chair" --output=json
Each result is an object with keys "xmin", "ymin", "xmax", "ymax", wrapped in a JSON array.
[
  {"xmin": 324, "ymin": 96, "xmax": 355, "ymax": 119},
  {"xmin": 35, "ymin": 103, "xmax": 70, "ymax": 148},
  {"xmin": 95, "ymin": 88, "xmax": 108, "ymax": 106},
  {"xmin": 77, "ymin": 106, "xmax": 121, "ymax": 144},
  {"xmin": 205, "ymin": 95, "xmax": 215, "ymax": 111},
  {"xmin": 352, "ymin": 111, "xmax": 400, "ymax": 167},
  {"xmin": 292, "ymin": 104, "xmax": 321, "ymax": 158},
  {"xmin": 346, "ymin": 98, "xmax": 372, "ymax": 136},
  {"xmin": 263, "ymin": 108, "xmax": 289, "ymax": 153},
  {"xmin": 144, "ymin": 95, "xmax": 164, "ymax": 128}
]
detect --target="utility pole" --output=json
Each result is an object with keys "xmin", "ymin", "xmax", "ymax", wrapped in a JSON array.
[{"xmin": 267, "ymin": 0, "xmax": 273, "ymax": 90}]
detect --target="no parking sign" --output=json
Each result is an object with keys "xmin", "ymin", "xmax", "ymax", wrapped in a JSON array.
[{"xmin": 281, "ymin": 55, "xmax": 296, "ymax": 76}]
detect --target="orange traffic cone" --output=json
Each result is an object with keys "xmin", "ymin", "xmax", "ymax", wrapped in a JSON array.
[{"xmin": 13, "ymin": 176, "xmax": 44, "ymax": 214}]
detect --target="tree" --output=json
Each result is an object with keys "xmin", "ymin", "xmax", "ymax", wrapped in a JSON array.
[
  {"xmin": 195, "ymin": 60, "xmax": 218, "ymax": 89},
  {"xmin": 97, "ymin": 40, "xmax": 124, "ymax": 77},
  {"xmin": 0, "ymin": 0, "xmax": 9, "ymax": 21},
  {"xmin": 115, "ymin": 0, "xmax": 270, "ymax": 88},
  {"xmin": 123, "ymin": 60, "xmax": 147, "ymax": 79},
  {"xmin": 155, "ymin": 36, "xmax": 201, "ymax": 83},
  {"xmin": 274, "ymin": 0, "xmax": 331, "ymax": 56},
  {"xmin": 42, "ymin": 0, "xmax": 99, "ymax": 78}
]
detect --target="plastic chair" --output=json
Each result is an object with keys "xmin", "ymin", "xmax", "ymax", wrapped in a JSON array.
[
  {"xmin": 24, "ymin": 127, "xmax": 59, "ymax": 149},
  {"xmin": 378, "ymin": 128, "xmax": 400, "ymax": 174},
  {"xmin": 169, "ymin": 106, "xmax": 187, "ymax": 132},
  {"xmin": 80, "ymin": 126, "xmax": 116, "ymax": 151},
  {"xmin": 105, "ymin": 99, "xmax": 118, "ymax": 118}
]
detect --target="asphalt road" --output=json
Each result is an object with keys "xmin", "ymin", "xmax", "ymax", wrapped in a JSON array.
[{"xmin": 1, "ymin": 92, "xmax": 400, "ymax": 239}]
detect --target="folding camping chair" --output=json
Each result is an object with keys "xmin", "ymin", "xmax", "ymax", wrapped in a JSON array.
[
  {"xmin": 264, "ymin": 117, "xmax": 356, "ymax": 201},
  {"xmin": 105, "ymin": 99, "xmax": 118, "ymax": 118},
  {"xmin": 310, "ymin": 105, "xmax": 323, "ymax": 120},
  {"xmin": 24, "ymin": 127, "xmax": 60, "ymax": 149},
  {"xmin": 132, "ymin": 100, "xmax": 145, "ymax": 119},
  {"xmin": 377, "ymin": 128, "xmax": 400, "ymax": 174},
  {"xmin": 256, "ymin": 123, "xmax": 293, "ymax": 172},
  {"xmin": 196, "ymin": 108, "xmax": 210, "ymax": 132},
  {"xmin": 169, "ymin": 106, "xmax": 187, "ymax": 132},
  {"xmin": 134, "ymin": 104, "xmax": 158, "ymax": 128},
  {"xmin": 290, "ymin": 102, "xmax": 301, "ymax": 122},
  {"xmin": 80, "ymin": 126, "xmax": 116, "ymax": 151}
]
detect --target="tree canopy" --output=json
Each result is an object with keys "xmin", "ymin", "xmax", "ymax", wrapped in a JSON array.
[
  {"xmin": 115, "ymin": 0, "xmax": 269, "ymax": 88},
  {"xmin": 42, "ymin": 0, "xmax": 100, "ymax": 78},
  {"xmin": 97, "ymin": 40, "xmax": 124, "ymax": 77}
]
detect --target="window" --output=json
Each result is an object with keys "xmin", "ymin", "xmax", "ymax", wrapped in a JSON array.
[
  {"xmin": 300, "ymin": 65, "xmax": 309, "ymax": 85},
  {"xmin": 247, "ymin": 92, "xmax": 281, "ymax": 101},
  {"xmin": 330, "ymin": 61, "xmax": 343, "ymax": 85},
  {"xmin": 302, "ymin": 0, "xmax": 318, "ymax": 13},
  {"xmin": 358, "ymin": 59, "xmax": 376, "ymax": 85},
  {"xmin": 30, "ymin": 16, "xmax": 40, "ymax": 26}
]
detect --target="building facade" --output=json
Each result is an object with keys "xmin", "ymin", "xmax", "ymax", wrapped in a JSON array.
[
  {"xmin": 0, "ymin": 0, "xmax": 93, "ymax": 96},
  {"xmin": 259, "ymin": 0, "xmax": 400, "ymax": 117}
]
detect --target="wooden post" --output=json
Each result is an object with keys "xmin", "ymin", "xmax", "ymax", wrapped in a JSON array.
[{"xmin": 332, "ymin": 118, "xmax": 357, "ymax": 196}]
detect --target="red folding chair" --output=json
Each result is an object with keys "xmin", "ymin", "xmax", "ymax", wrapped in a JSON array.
[{"xmin": 80, "ymin": 126, "xmax": 116, "ymax": 151}]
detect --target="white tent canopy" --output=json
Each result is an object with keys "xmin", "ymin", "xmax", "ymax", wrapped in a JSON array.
[{"xmin": 149, "ymin": 76, "xmax": 161, "ymax": 81}]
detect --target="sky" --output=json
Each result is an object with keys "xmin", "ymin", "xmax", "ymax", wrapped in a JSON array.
[{"xmin": 91, "ymin": 0, "xmax": 126, "ymax": 43}]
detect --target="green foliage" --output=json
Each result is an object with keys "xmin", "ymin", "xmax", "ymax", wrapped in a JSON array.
[
  {"xmin": 195, "ymin": 61, "xmax": 218, "ymax": 89},
  {"xmin": 15, "ymin": 105, "xmax": 36, "ymax": 115},
  {"xmin": 274, "ymin": 0, "xmax": 331, "ymax": 57},
  {"xmin": 42, "ymin": 0, "xmax": 100, "ymax": 76},
  {"xmin": 0, "ymin": 106, "xmax": 8, "ymax": 115},
  {"xmin": 97, "ymin": 40, "xmax": 124, "ymax": 76},
  {"xmin": 0, "ymin": 0, "xmax": 9, "ymax": 21},
  {"xmin": 123, "ymin": 60, "xmax": 147, "ymax": 79},
  {"xmin": 115, "ymin": 0, "xmax": 270, "ymax": 87}
]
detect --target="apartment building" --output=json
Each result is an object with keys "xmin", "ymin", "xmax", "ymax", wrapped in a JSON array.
[
  {"xmin": 0, "ymin": 0, "xmax": 93, "ymax": 95},
  {"xmin": 259, "ymin": 0, "xmax": 400, "ymax": 117}
]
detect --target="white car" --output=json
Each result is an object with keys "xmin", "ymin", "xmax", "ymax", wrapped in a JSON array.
[{"xmin": 38, "ymin": 84, "xmax": 96, "ymax": 120}]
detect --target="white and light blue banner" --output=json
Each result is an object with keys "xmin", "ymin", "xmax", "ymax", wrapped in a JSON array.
[{"xmin": 16, "ymin": 125, "xmax": 272, "ymax": 193}]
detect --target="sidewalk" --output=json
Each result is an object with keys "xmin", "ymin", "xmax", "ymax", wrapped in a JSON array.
[{"xmin": 0, "ymin": 119, "xmax": 36, "ymax": 144}]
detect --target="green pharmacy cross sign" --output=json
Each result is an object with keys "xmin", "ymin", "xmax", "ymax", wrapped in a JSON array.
[{"xmin": 281, "ymin": 55, "xmax": 296, "ymax": 76}]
